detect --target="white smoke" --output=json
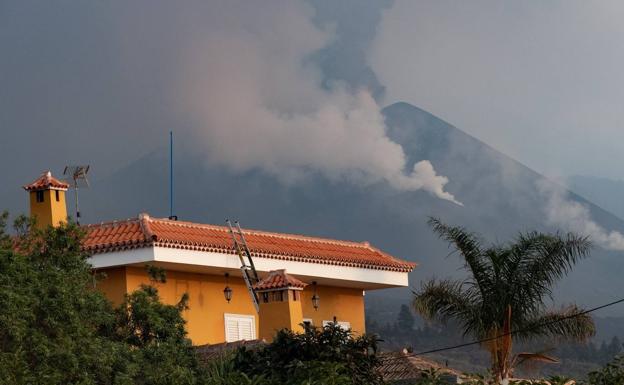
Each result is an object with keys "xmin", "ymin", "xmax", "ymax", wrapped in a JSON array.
[
  {"xmin": 538, "ymin": 180, "xmax": 624, "ymax": 250},
  {"xmin": 173, "ymin": 0, "xmax": 461, "ymax": 205}
]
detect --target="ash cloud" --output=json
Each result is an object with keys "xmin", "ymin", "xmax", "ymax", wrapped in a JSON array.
[
  {"xmin": 0, "ymin": 0, "xmax": 461, "ymax": 207},
  {"xmin": 538, "ymin": 180, "xmax": 624, "ymax": 251},
  {"xmin": 173, "ymin": 0, "xmax": 461, "ymax": 205}
]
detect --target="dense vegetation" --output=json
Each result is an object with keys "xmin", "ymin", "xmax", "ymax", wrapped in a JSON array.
[
  {"xmin": 206, "ymin": 325, "xmax": 383, "ymax": 385},
  {"xmin": 0, "ymin": 213, "xmax": 205, "ymax": 384}
]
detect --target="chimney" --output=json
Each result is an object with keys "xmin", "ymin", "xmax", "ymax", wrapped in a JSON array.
[
  {"xmin": 254, "ymin": 270, "xmax": 308, "ymax": 342},
  {"xmin": 23, "ymin": 171, "xmax": 69, "ymax": 228}
]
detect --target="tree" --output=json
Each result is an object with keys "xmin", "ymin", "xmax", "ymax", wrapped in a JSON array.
[
  {"xmin": 413, "ymin": 218, "xmax": 595, "ymax": 382},
  {"xmin": 584, "ymin": 355, "xmax": 624, "ymax": 385},
  {"xmin": 0, "ymin": 212, "xmax": 206, "ymax": 384},
  {"xmin": 606, "ymin": 336, "xmax": 622, "ymax": 360},
  {"xmin": 114, "ymin": 277, "xmax": 205, "ymax": 384},
  {"xmin": 397, "ymin": 304, "xmax": 415, "ymax": 331},
  {"xmin": 0, "ymin": 213, "xmax": 129, "ymax": 384}
]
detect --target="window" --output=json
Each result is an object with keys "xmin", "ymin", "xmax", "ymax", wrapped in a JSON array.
[
  {"xmin": 322, "ymin": 320, "xmax": 351, "ymax": 330},
  {"xmin": 55, "ymin": 190, "xmax": 60, "ymax": 202},
  {"xmin": 272, "ymin": 291, "xmax": 284, "ymax": 302},
  {"xmin": 36, "ymin": 191, "xmax": 44, "ymax": 203},
  {"xmin": 224, "ymin": 314, "xmax": 256, "ymax": 342}
]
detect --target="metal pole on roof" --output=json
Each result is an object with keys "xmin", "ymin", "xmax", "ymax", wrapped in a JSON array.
[{"xmin": 169, "ymin": 131, "xmax": 176, "ymax": 220}]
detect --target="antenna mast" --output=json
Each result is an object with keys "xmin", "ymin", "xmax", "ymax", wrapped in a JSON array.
[
  {"xmin": 63, "ymin": 165, "xmax": 90, "ymax": 224},
  {"xmin": 169, "ymin": 131, "xmax": 177, "ymax": 220}
]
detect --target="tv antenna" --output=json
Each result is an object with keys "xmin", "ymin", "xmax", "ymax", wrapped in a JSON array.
[{"xmin": 63, "ymin": 165, "xmax": 90, "ymax": 224}]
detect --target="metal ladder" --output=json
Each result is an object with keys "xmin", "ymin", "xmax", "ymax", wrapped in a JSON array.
[{"xmin": 226, "ymin": 220, "xmax": 260, "ymax": 312}]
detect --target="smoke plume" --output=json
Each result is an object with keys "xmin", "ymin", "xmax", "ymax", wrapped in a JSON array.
[
  {"xmin": 173, "ymin": 0, "xmax": 461, "ymax": 205},
  {"xmin": 538, "ymin": 180, "xmax": 624, "ymax": 250}
]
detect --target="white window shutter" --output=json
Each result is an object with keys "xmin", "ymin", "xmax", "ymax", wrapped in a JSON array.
[
  {"xmin": 322, "ymin": 320, "xmax": 350, "ymax": 330},
  {"xmin": 225, "ymin": 318, "xmax": 239, "ymax": 342},
  {"xmin": 224, "ymin": 314, "xmax": 256, "ymax": 342},
  {"xmin": 239, "ymin": 320, "xmax": 253, "ymax": 340},
  {"xmin": 337, "ymin": 321, "xmax": 351, "ymax": 330}
]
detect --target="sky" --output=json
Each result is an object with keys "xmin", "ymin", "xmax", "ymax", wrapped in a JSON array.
[
  {"xmin": 371, "ymin": 0, "xmax": 624, "ymax": 180},
  {"xmin": 2, "ymin": 0, "xmax": 624, "ymax": 212}
]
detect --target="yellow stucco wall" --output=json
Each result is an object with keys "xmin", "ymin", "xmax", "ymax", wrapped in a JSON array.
[
  {"xmin": 301, "ymin": 285, "xmax": 366, "ymax": 334},
  {"xmin": 29, "ymin": 189, "xmax": 67, "ymax": 228},
  {"xmin": 96, "ymin": 267, "xmax": 366, "ymax": 345},
  {"xmin": 124, "ymin": 267, "xmax": 258, "ymax": 345},
  {"xmin": 97, "ymin": 267, "xmax": 129, "ymax": 306}
]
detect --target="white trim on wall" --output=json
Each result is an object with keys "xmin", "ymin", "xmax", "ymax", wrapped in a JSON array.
[{"xmin": 88, "ymin": 246, "xmax": 410, "ymax": 288}]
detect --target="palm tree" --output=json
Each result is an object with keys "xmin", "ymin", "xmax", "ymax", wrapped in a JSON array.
[{"xmin": 413, "ymin": 218, "xmax": 596, "ymax": 382}]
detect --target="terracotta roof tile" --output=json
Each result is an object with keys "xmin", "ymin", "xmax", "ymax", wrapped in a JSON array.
[
  {"xmin": 23, "ymin": 171, "xmax": 69, "ymax": 191},
  {"xmin": 82, "ymin": 213, "xmax": 417, "ymax": 272},
  {"xmin": 377, "ymin": 351, "xmax": 463, "ymax": 382},
  {"xmin": 253, "ymin": 269, "xmax": 307, "ymax": 291}
]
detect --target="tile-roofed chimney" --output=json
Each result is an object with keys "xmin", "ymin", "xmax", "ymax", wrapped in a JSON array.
[
  {"xmin": 253, "ymin": 269, "xmax": 307, "ymax": 291},
  {"xmin": 23, "ymin": 171, "xmax": 69, "ymax": 191}
]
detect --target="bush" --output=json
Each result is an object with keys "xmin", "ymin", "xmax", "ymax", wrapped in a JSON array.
[
  {"xmin": 233, "ymin": 324, "xmax": 383, "ymax": 385},
  {"xmin": 582, "ymin": 355, "xmax": 624, "ymax": 385}
]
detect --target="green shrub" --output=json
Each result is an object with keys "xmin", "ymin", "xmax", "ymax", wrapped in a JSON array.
[
  {"xmin": 582, "ymin": 355, "xmax": 624, "ymax": 385},
  {"xmin": 233, "ymin": 323, "xmax": 383, "ymax": 385}
]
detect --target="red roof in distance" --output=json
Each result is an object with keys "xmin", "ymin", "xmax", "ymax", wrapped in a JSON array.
[{"xmin": 23, "ymin": 171, "xmax": 69, "ymax": 191}]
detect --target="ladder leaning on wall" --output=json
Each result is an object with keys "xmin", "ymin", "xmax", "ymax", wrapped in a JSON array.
[{"xmin": 226, "ymin": 220, "xmax": 261, "ymax": 312}]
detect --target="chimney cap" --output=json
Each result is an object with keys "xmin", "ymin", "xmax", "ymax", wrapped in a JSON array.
[
  {"xmin": 23, "ymin": 171, "xmax": 69, "ymax": 192},
  {"xmin": 253, "ymin": 269, "xmax": 308, "ymax": 292}
]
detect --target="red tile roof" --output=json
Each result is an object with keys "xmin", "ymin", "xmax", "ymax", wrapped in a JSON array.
[
  {"xmin": 253, "ymin": 269, "xmax": 307, "ymax": 291},
  {"xmin": 23, "ymin": 171, "xmax": 69, "ymax": 191},
  {"xmin": 377, "ymin": 351, "xmax": 463, "ymax": 382},
  {"xmin": 83, "ymin": 213, "xmax": 416, "ymax": 272}
]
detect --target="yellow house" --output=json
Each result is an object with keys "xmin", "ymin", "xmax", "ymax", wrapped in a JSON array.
[{"xmin": 24, "ymin": 171, "xmax": 417, "ymax": 345}]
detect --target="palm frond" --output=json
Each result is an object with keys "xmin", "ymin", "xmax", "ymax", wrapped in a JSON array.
[
  {"xmin": 512, "ymin": 233, "xmax": 591, "ymax": 311},
  {"xmin": 515, "ymin": 352, "xmax": 559, "ymax": 365},
  {"xmin": 515, "ymin": 305, "xmax": 595, "ymax": 342},
  {"xmin": 427, "ymin": 217, "xmax": 492, "ymax": 298},
  {"xmin": 412, "ymin": 279, "xmax": 482, "ymax": 336}
]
